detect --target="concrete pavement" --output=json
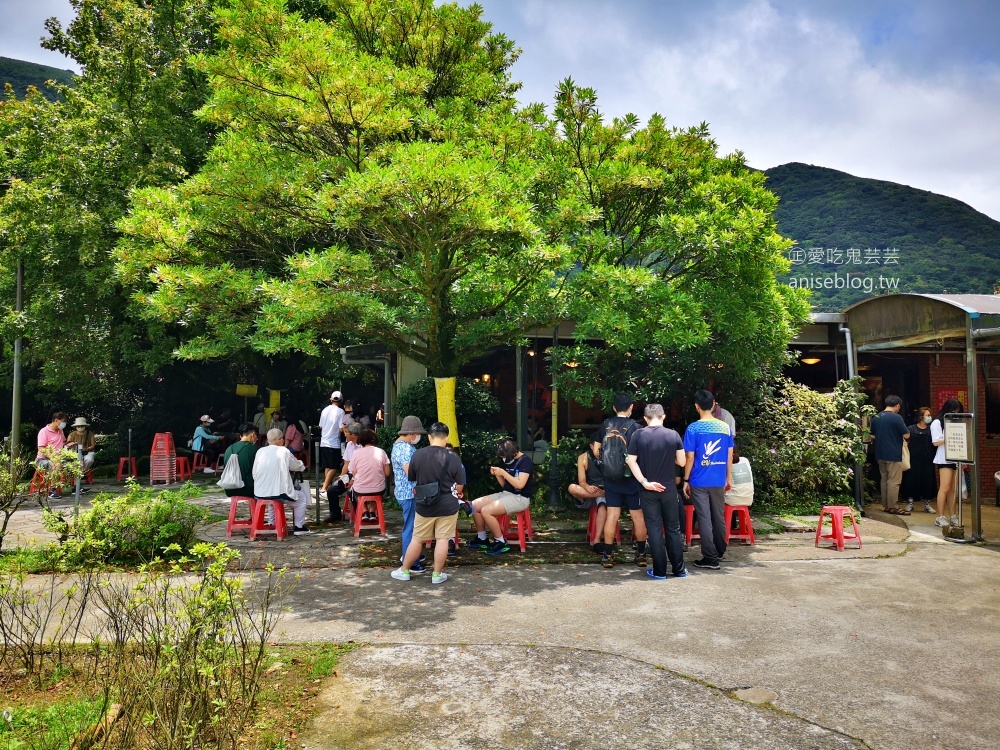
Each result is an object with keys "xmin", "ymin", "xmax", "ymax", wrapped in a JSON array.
[{"xmin": 280, "ymin": 538, "xmax": 1000, "ymax": 750}]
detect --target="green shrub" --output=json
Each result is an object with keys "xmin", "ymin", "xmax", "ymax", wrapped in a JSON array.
[
  {"xmin": 393, "ymin": 377, "xmax": 500, "ymax": 430},
  {"xmin": 42, "ymin": 481, "xmax": 207, "ymax": 567},
  {"xmin": 742, "ymin": 377, "xmax": 874, "ymax": 514}
]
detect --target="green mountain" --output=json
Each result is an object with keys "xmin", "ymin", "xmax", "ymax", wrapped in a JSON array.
[
  {"xmin": 764, "ymin": 162, "xmax": 1000, "ymax": 311},
  {"xmin": 0, "ymin": 56, "xmax": 75, "ymax": 101}
]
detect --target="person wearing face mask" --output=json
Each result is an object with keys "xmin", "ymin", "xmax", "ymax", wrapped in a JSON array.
[
  {"xmin": 391, "ymin": 416, "xmax": 427, "ymax": 572},
  {"xmin": 901, "ymin": 406, "xmax": 936, "ymax": 514},
  {"xmin": 36, "ymin": 411, "xmax": 68, "ymax": 499},
  {"xmin": 65, "ymin": 417, "xmax": 97, "ymax": 475}
]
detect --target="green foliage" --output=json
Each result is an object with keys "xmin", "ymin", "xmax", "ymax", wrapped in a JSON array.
[
  {"xmin": 548, "ymin": 81, "xmax": 809, "ymax": 409},
  {"xmin": 768, "ymin": 162, "xmax": 1000, "ymax": 310},
  {"xmin": 742, "ymin": 377, "xmax": 875, "ymax": 513},
  {"xmin": 0, "ymin": 697, "xmax": 103, "ymax": 748},
  {"xmin": 0, "ymin": 447, "xmax": 34, "ymax": 552},
  {"xmin": 0, "ymin": 56, "xmax": 75, "ymax": 100},
  {"xmin": 41, "ymin": 481, "xmax": 208, "ymax": 567}
]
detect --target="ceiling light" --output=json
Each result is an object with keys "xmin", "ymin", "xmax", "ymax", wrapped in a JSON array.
[{"xmin": 801, "ymin": 357, "xmax": 821, "ymax": 365}]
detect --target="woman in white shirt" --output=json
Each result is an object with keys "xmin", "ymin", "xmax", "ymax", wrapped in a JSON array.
[{"xmin": 930, "ymin": 398, "xmax": 963, "ymax": 528}]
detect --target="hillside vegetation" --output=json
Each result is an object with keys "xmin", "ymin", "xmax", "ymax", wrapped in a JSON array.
[
  {"xmin": 0, "ymin": 56, "xmax": 75, "ymax": 100},
  {"xmin": 765, "ymin": 162, "xmax": 1000, "ymax": 310}
]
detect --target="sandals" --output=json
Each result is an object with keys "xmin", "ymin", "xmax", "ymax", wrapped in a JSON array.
[{"xmin": 885, "ymin": 507, "xmax": 911, "ymax": 515}]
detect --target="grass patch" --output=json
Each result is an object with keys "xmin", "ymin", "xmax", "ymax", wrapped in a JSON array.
[
  {"xmin": 0, "ymin": 643, "xmax": 358, "ymax": 750},
  {"xmin": 0, "ymin": 547, "xmax": 59, "ymax": 574}
]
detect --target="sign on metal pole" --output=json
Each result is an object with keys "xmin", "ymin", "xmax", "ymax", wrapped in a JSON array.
[{"xmin": 944, "ymin": 413, "xmax": 975, "ymax": 464}]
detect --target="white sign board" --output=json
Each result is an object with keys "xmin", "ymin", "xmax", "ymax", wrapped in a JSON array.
[{"xmin": 944, "ymin": 413, "xmax": 975, "ymax": 464}]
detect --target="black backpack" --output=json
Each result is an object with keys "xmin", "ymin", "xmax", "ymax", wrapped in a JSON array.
[{"xmin": 600, "ymin": 417, "xmax": 634, "ymax": 481}]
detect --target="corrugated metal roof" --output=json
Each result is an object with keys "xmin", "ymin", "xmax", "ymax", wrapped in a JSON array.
[{"xmin": 916, "ymin": 294, "xmax": 1000, "ymax": 316}]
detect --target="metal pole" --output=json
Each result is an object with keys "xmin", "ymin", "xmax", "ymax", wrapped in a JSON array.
[
  {"xmin": 11, "ymin": 259, "xmax": 23, "ymax": 460},
  {"xmin": 515, "ymin": 345, "xmax": 525, "ymax": 451},
  {"xmin": 839, "ymin": 323, "xmax": 864, "ymax": 512},
  {"xmin": 549, "ymin": 326, "xmax": 560, "ymax": 509},
  {"xmin": 966, "ymin": 327, "xmax": 982, "ymax": 540}
]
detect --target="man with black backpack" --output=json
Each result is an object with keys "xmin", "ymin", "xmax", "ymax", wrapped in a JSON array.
[{"xmin": 596, "ymin": 393, "xmax": 648, "ymax": 569}]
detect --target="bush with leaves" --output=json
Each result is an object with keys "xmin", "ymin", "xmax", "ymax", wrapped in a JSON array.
[
  {"xmin": 742, "ymin": 377, "xmax": 875, "ymax": 513},
  {"xmin": 42, "ymin": 481, "xmax": 207, "ymax": 568}
]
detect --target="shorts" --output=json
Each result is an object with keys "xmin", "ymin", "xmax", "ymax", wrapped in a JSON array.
[
  {"xmin": 604, "ymin": 485, "xmax": 640, "ymax": 511},
  {"xmin": 936, "ymin": 462, "xmax": 958, "ymax": 471},
  {"xmin": 482, "ymin": 491, "xmax": 530, "ymax": 514},
  {"xmin": 413, "ymin": 512, "xmax": 459, "ymax": 542},
  {"xmin": 320, "ymin": 447, "xmax": 342, "ymax": 471}
]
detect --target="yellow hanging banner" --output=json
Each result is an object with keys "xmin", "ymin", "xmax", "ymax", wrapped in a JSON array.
[{"xmin": 434, "ymin": 377, "xmax": 460, "ymax": 447}]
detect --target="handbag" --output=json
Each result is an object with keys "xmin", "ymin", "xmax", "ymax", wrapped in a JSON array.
[
  {"xmin": 900, "ymin": 441, "xmax": 911, "ymax": 472},
  {"xmin": 216, "ymin": 451, "xmax": 244, "ymax": 490},
  {"xmin": 413, "ymin": 481, "xmax": 439, "ymax": 509}
]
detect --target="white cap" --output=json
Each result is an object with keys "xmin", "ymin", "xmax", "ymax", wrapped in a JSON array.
[
  {"xmin": 331, "ymin": 390, "xmax": 343, "ymax": 401},
  {"xmin": 199, "ymin": 414, "xmax": 214, "ymax": 423}
]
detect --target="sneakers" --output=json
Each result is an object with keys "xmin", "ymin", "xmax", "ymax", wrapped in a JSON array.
[
  {"xmin": 935, "ymin": 516, "xmax": 949, "ymax": 527},
  {"xmin": 924, "ymin": 501, "xmax": 934, "ymax": 514},
  {"xmin": 634, "ymin": 551, "xmax": 647, "ymax": 567},
  {"xmin": 486, "ymin": 540, "xmax": 510, "ymax": 556},
  {"xmin": 293, "ymin": 526, "xmax": 313, "ymax": 536},
  {"xmin": 361, "ymin": 512, "xmax": 376, "ymax": 523},
  {"xmin": 447, "ymin": 539, "xmax": 457, "ymax": 557},
  {"xmin": 645, "ymin": 569, "xmax": 667, "ymax": 580},
  {"xmin": 390, "ymin": 567, "xmax": 411, "ymax": 581},
  {"xmin": 693, "ymin": 558, "xmax": 721, "ymax": 570},
  {"xmin": 674, "ymin": 567, "xmax": 689, "ymax": 578},
  {"xmin": 906, "ymin": 501, "xmax": 914, "ymax": 513},
  {"xmin": 203, "ymin": 467, "xmax": 216, "ymax": 474},
  {"xmin": 601, "ymin": 553, "xmax": 615, "ymax": 568},
  {"xmin": 431, "ymin": 572, "xmax": 448, "ymax": 584},
  {"xmin": 466, "ymin": 535, "xmax": 489, "ymax": 549},
  {"xmin": 409, "ymin": 560, "xmax": 427, "ymax": 573},
  {"xmin": 47, "ymin": 490, "xmax": 62, "ymax": 500},
  {"xmin": 950, "ymin": 515, "xmax": 960, "ymax": 526}
]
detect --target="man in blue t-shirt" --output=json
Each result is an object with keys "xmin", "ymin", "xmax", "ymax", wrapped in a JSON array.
[
  {"xmin": 870, "ymin": 395, "xmax": 910, "ymax": 514},
  {"xmin": 682, "ymin": 390, "xmax": 734, "ymax": 570}
]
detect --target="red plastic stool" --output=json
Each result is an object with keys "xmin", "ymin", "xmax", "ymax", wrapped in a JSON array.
[
  {"xmin": 175, "ymin": 456, "xmax": 192, "ymax": 481},
  {"xmin": 116, "ymin": 457, "xmax": 138, "ymax": 481},
  {"xmin": 353, "ymin": 494, "xmax": 386, "ymax": 537},
  {"xmin": 724, "ymin": 504, "xmax": 755, "ymax": 545},
  {"xmin": 227, "ymin": 495, "xmax": 256, "ymax": 538},
  {"xmin": 83, "ymin": 470, "xmax": 93, "ymax": 485},
  {"xmin": 684, "ymin": 504, "xmax": 701, "ymax": 546},
  {"xmin": 342, "ymin": 491, "xmax": 354, "ymax": 524},
  {"xmin": 250, "ymin": 498, "xmax": 288, "ymax": 540},
  {"xmin": 815, "ymin": 505, "xmax": 861, "ymax": 551},
  {"xmin": 215, "ymin": 454, "xmax": 226, "ymax": 471},
  {"xmin": 587, "ymin": 504, "xmax": 621, "ymax": 545},
  {"xmin": 29, "ymin": 470, "xmax": 51, "ymax": 495},
  {"xmin": 192, "ymin": 453, "xmax": 210, "ymax": 472},
  {"xmin": 499, "ymin": 508, "xmax": 535, "ymax": 552}
]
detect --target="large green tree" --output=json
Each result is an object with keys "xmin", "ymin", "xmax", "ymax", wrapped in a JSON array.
[
  {"xmin": 0, "ymin": 0, "xmax": 218, "ymax": 405},
  {"xmin": 118, "ymin": 0, "xmax": 571, "ymax": 377},
  {"xmin": 548, "ymin": 81, "xmax": 810, "ymax": 411}
]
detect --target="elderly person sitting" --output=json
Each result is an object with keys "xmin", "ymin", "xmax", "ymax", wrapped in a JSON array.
[{"xmin": 252, "ymin": 428, "xmax": 311, "ymax": 536}]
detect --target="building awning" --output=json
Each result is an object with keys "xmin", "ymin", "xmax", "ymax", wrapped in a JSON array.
[{"xmin": 844, "ymin": 293, "xmax": 1000, "ymax": 350}]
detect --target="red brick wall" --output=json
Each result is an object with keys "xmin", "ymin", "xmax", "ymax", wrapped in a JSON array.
[{"xmin": 927, "ymin": 353, "xmax": 998, "ymax": 498}]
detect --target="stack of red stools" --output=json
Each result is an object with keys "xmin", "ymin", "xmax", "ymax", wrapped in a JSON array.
[{"xmin": 149, "ymin": 432, "xmax": 177, "ymax": 485}]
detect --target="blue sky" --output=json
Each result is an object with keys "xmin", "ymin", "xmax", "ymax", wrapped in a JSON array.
[{"xmin": 3, "ymin": 0, "xmax": 1000, "ymax": 220}]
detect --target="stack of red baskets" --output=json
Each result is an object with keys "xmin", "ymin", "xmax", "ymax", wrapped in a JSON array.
[{"xmin": 150, "ymin": 432, "xmax": 177, "ymax": 485}]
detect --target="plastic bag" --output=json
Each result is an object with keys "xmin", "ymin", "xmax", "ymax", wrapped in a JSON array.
[{"xmin": 216, "ymin": 453, "xmax": 244, "ymax": 490}]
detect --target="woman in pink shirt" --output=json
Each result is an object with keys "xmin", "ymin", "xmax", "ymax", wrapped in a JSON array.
[{"xmin": 348, "ymin": 429, "xmax": 390, "ymax": 522}]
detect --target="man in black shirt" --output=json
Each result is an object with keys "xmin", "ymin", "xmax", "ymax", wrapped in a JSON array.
[
  {"xmin": 391, "ymin": 422, "xmax": 464, "ymax": 584},
  {"xmin": 467, "ymin": 439, "xmax": 533, "ymax": 555},
  {"xmin": 626, "ymin": 404, "xmax": 688, "ymax": 579}
]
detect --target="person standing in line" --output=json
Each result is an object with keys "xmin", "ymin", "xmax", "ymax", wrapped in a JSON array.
[
  {"xmin": 626, "ymin": 404, "xmax": 688, "ymax": 580},
  {"xmin": 392, "ymin": 422, "xmax": 464, "ymax": 584},
  {"xmin": 931, "ymin": 398, "xmax": 964, "ymax": 527},
  {"xmin": 318, "ymin": 391, "xmax": 346, "ymax": 496},
  {"xmin": 870, "ymin": 395, "xmax": 910, "ymax": 515},
  {"xmin": 392, "ymin": 416, "xmax": 427, "ymax": 573},
  {"xmin": 901, "ymin": 406, "xmax": 936, "ymax": 514},
  {"xmin": 682, "ymin": 390, "xmax": 734, "ymax": 570},
  {"xmin": 712, "ymin": 401, "xmax": 736, "ymax": 437},
  {"xmin": 253, "ymin": 403, "xmax": 268, "ymax": 437},
  {"xmin": 595, "ymin": 393, "xmax": 648, "ymax": 569}
]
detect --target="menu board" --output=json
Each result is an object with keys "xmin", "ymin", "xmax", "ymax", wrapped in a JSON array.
[{"xmin": 944, "ymin": 413, "xmax": 975, "ymax": 464}]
